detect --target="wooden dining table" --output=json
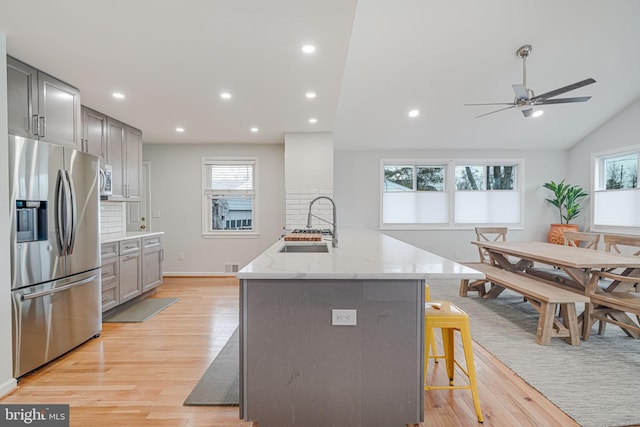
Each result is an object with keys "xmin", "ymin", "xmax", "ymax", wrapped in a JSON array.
[{"xmin": 471, "ymin": 240, "xmax": 640, "ymax": 338}]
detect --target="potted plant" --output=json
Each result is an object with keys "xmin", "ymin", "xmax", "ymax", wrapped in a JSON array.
[{"xmin": 543, "ymin": 180, "xmax": 588, "ymax": 244}]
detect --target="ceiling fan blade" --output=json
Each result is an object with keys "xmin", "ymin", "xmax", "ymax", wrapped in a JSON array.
[
  {"xmin": 512, "ymin": 84, "xmax": 529, "ymax": 101},
  {"xmin": 535, "ymin": 96, "xmax": 592, "ymax": 105},
  {"xmin": 521, "ymin": 108, "xmax": 533, "ymax": 117},
  {"xmin": 464, "ymin": 102, "xmax": 515, "ymax": 106},
  {"xmin": 473, "ymin": 105, "xmax": 516, "ymax": 118},
  {"xmin": 532, "ymin": 78, "xmax": 596, "ymax": 101}
]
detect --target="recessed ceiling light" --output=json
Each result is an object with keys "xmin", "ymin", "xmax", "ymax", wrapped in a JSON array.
[
  {"xmin": 112, "ymin": 92, "xmax": 125, "ymax": 99},
  {"xmin": 306, "ymin": 92, "xmax": 316, "ymax": 99},
  {"xmin": 309, "ymin": 118, "xmax": 317, "ymax": 124},
  {"xmin": 220, "ymin": 92, "xmax": 232, "ymax": 99},
  {"xmin": 250, "ymin": 127, "xmax": 259, "ymax": 133},
  {"xmin": 532, "ymin": 110, "xmax": 544, "ymax": 118},
  {"xmin": 302, "ymin": 45, "xmax": 316, "ymax": 54},
  {"xmin": 176, "ymin": 127, "xmax": 184, "ymax": 133},
  {"xmin": 408, "ymin": 109, "xmax": 420, "ymax": 118}
]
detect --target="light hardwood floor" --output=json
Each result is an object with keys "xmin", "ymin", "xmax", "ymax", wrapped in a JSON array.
[{"xmin": 1, "ymin": 277, "xmax": 579, "ymax": 427}]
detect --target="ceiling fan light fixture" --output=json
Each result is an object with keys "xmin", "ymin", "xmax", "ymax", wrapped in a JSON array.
[{"xmin": 465, "ymin": 44, "xmax": 595, "ymax": 118}]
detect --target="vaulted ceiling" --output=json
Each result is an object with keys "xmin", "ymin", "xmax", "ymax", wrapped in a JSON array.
[{"xmin": 2, "ymin": 0, "xmax": 639, "ymax": 150}]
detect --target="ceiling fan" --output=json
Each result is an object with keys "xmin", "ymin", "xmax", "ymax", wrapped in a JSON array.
[{"xmin": 465, "ymin": 44, "xmax": 596, "ymax": 118}]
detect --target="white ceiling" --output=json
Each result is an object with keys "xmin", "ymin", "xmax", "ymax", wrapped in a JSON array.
[{"xmin": 2, "ymin": 0, "xmax": 640, "ymax": 150}]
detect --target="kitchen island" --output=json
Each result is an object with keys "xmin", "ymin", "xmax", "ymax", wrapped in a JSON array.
[{"xmin": 237, "ymin": 229, "xmax": 483, "ymax": 427}]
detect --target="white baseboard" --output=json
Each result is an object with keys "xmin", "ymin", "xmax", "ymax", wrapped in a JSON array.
[
  {"xmin": 162, "ymin": 272, "xmax": 236, "ymax": 277},
  {"xmin": 0, "ymin": 377, "xmax": 18, "ymax": 398}
]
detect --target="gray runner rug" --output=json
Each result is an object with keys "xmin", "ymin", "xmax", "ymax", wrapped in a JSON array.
[
  {"xmin": 103, "ymin": 298, "xmax": 178, "ymax": 323},
  {"xmin": 427, "ymin": 278, "xmax": 640, "ymax": 427},
  {"xmin": 184, "ymin": 327, "xmax": 239, "ymax": 406}
]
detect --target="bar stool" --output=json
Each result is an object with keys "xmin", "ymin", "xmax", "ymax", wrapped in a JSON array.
[
  {"xmin": 424, "ymin": 283, "xmax": 440, "ymax": 362},
  {"xmin": 424, "ymin": 300, "xmax": 483, "ymax": 423}
]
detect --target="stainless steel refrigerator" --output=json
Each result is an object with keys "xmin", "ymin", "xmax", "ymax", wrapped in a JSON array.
[{"xmin": 9, "ymin": 135, "xmax": 102, "ymax": 378}]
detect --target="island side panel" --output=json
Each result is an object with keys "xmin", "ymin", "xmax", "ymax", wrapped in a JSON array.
[
  {"xmin": 361, "ymin": 279, "xmax": 425, "ymax": 426},
  {"xmin": 241, "ymin": 278, "xmax": 423, "ymax": 427}
]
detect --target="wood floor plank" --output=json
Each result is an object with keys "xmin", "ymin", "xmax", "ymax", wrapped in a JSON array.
[{"xmin": 0, "ymin": 276, "xmax": 579, "ymax": 426}]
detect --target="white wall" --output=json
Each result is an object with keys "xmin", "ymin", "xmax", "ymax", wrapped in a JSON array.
[
  {"xmin": 0, "ymin": 34, "xmax": 18, "ymax": 393},
  {"xmin": 284, "ymin": 132, "xmax": 334, "ymax": 230},
  {"xmin": 334, "ymin": 148, "xmax": 569, "ymax": 262},
  {"xmin": 143, "ymin": 143, "xmax": 285, "ymax": 274},
  {"xmin": 284, "ymin": 132, "xmax": 333, "ymax": 189}
]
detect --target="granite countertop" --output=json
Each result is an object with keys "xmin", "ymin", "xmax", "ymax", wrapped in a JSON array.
[
  {"xmin": 101, "ymin": 231, "xmax": 165, "ymax": 244},
  {"xmin": 237, "ymin": 228, "xmax": 485, "ymax": 281}
]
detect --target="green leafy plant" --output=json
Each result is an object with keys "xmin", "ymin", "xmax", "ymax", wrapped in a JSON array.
[{"xmin": 543, "ymin": 180, "xmax": 588, "ymax": 224}]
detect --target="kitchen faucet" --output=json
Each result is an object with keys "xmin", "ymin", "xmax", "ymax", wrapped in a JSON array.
[{"xmin": 306, "ymin": 196, "xmax": 338, "ymax": 247}]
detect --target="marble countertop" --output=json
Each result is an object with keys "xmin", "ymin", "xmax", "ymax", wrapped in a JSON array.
[
  {"xmin": 237, "ymin": 228, "xmax": 485, "ymax": 280},
  {"xmin": 101, "ymin": 231, "xmax": 165, "ymax": 244}
]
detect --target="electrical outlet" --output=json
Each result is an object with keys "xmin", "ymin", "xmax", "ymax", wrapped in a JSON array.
[
  {"xmin": 332, "ymin": 309, "xmax": 357, "ymax": 326},
  {"xmin": 454, "ymin": 250, "xmax": 461, "ymax": 259},
  {"xmin": 177, "ymin": 251, "xmax": 184, "ymax": 260}
]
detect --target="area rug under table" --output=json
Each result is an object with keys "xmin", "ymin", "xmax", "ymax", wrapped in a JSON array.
[
  {"xmin": 184, "ymin": 327, "xmax": 239, "ymax": 406},
  {"xmin": 103, "ymin": 298, "xmax": 178, "ymax": 323}
]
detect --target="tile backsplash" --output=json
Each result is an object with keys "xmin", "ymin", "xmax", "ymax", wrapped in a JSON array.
[
  {"xmin": 286, "ymin": 189, "xmax": 334, "ymax": 231},
  {"xmin": 100, "ymin": 201, "xmax": 126, "ymax": 239}
]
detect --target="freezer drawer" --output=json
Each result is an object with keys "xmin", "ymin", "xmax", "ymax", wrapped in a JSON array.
[{"xmin": 12, "ymin": 269, "xmax": 102, "ymax": 378}]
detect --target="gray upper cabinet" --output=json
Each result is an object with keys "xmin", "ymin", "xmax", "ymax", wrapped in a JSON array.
[
  {"xmin": 7, "ymin": 56, "xmax": 81, "ymax": 148},
  {"xmin": 105, "ymin": 116, "xmax": 142, "ymax": 201},
  {"xmin": 81, "ymin": 106, "xmax": 107, "ymax": 158},
  {"xmin": 107, "ymin": 117, "xmax": 126, "ymax": 199},
  {"xmin": 125, "ymin": 125, "xmax": 142, "ymax": 200}
]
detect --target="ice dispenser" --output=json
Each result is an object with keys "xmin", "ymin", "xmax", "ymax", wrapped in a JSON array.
[{"xmin": 16, "ymin": 200, "xmax": 47, "ymax": 243}]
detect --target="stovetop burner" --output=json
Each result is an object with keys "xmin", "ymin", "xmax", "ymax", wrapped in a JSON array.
[{"xmin": 292, "ymin": 228, "xmax": 333, "ymax": 235}]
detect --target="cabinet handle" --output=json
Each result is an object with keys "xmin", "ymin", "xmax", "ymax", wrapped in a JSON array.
[
  {"xmin": 39, "ymin": 116, "xmax": 46, "ymax": 138},
  {"xmin": 160, "ymin": 249, "xmax": 164, "ymax": 261},
  {"xmin": 32, "ymin": 115, "xmax": 39, "ymax": 136}
]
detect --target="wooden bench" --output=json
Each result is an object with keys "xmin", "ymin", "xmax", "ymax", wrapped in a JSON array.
[{"xmin": 460, "ymin": 262, "xmax": 590, "ymax": 345}]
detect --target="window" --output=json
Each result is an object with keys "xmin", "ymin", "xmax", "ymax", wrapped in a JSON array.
[
  {"xmin": 592, "ymin": 147, "xmax": 640, "ymax": 231},
  {"xmin": 202, "ymin": 158, "xmax": 257, "ymax": 237},
  {"xmin": 381, "ymin": 159, "xmax": 523, "ymax": 229}
]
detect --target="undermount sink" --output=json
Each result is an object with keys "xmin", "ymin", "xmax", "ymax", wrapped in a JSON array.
[{"xmin": 279, "ymin": 243, "xmax": 329, "ymax": 253}]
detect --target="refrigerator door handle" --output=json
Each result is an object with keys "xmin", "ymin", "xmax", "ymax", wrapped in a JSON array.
[
  {"xmin": 66, "ymin": 170, "xmax": 78, "ymax": 255},
  {"xmin": 19, "ymin": 275, "xmax": 98, "ymax": 301},
  {"xmin": 99, "ymin": 168, "xmax": 106, "ymax": 193},
  {"xmin": 54, "ymin": 170, "xmax": 68, "ymax": 255}
]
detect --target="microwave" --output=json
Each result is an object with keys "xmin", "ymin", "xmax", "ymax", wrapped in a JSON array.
[{"xmin": 100, "ymin": 164, "xmax": 113, "ymax": 196}]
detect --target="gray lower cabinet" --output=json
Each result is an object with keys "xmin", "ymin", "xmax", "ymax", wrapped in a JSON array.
[
  {"xmin": 142, "ymin": 236, "xmax": 163, "ymax": 292},
  {"xmin": 100, "ymin": 236, "xmax": 164, "ymax": 312},
  {"xmin": 119, "ymin": 239, "xmax": 142, "ymax": 303},
  {"xmin": 100, "ymin": 242, "xmax": 120, "ymax": 312},
  {"xmin": 7, "ymin": 56, "xmax": 81, "ymax": 148}
]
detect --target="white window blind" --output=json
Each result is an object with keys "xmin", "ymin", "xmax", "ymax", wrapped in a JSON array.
[
  {"xmin": 383, "ymin": 192, "xmax": 449, "ymax": 224},
  {"xmin": 205, "ymin": 162, "xmax": 254, "ymax": 193},
  {"xmin": 455, "ymin": 191, "xmax": 521, "ymax": 224},
  {"xmin": 593, "ymin": 189, "xmax": 640, "ymax": 227}
]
